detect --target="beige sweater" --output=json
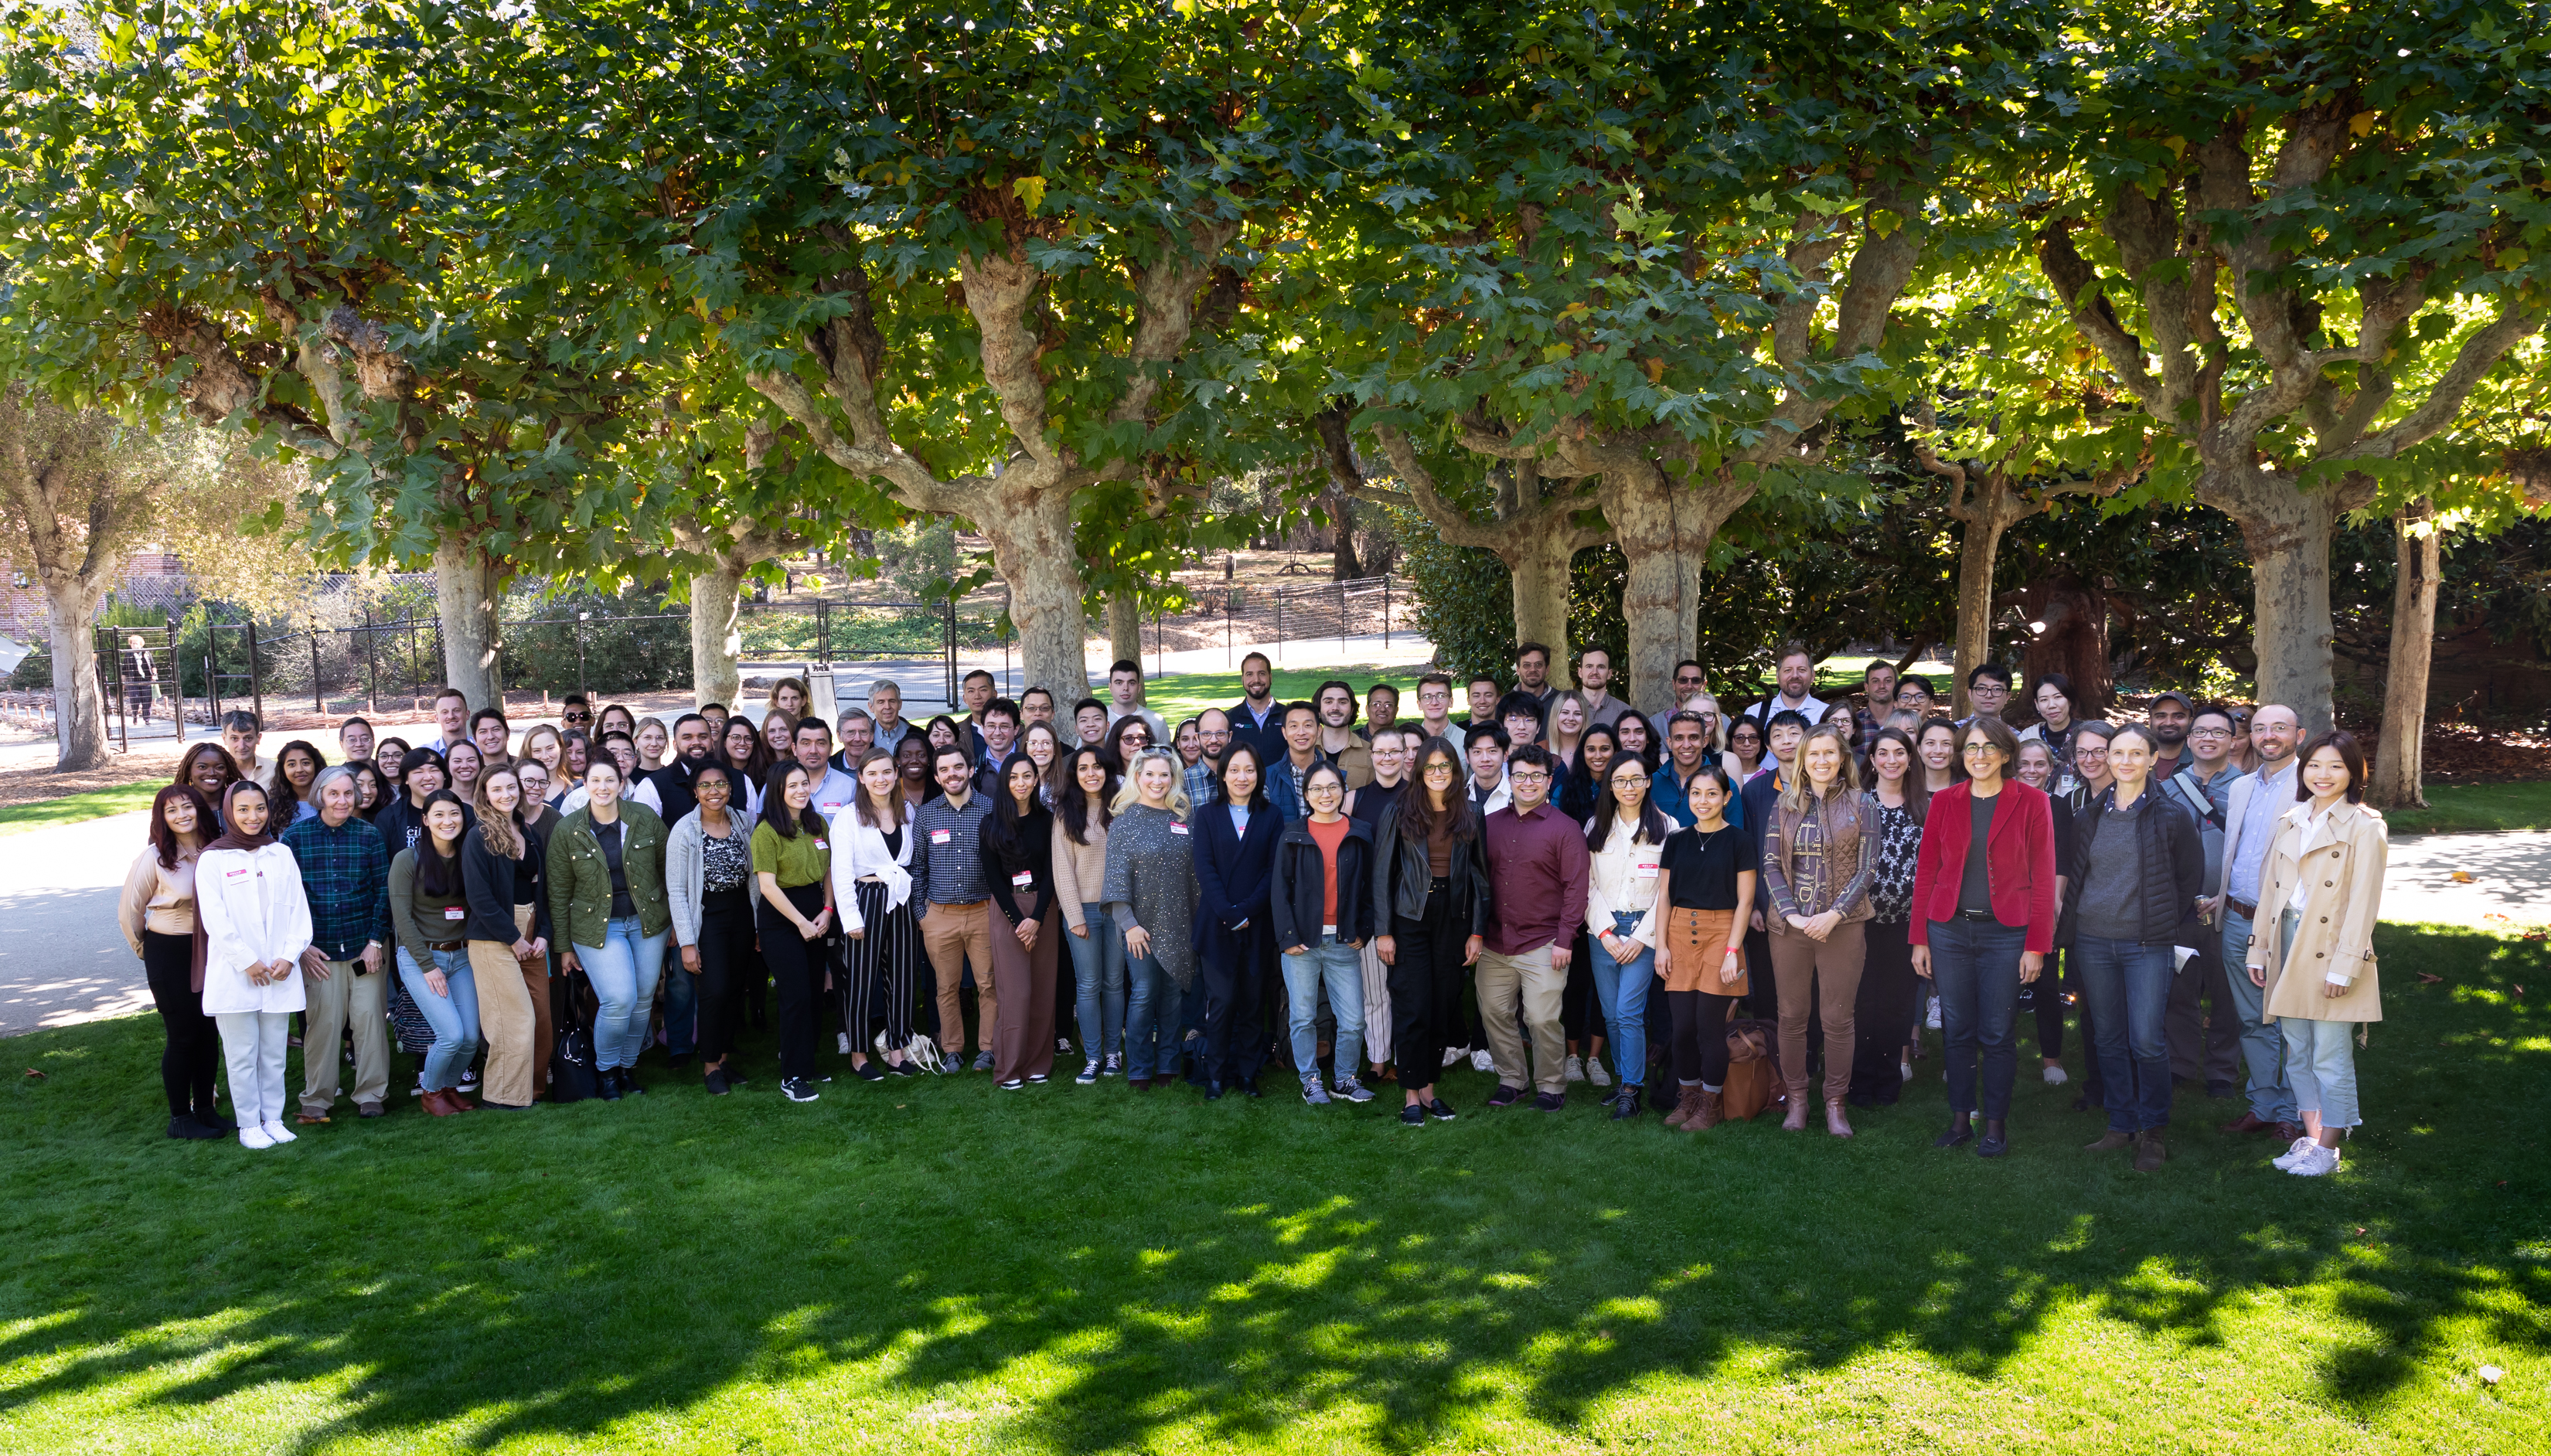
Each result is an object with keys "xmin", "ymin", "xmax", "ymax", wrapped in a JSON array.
[
  {"xmin": 119, "ymin": 844, "xmax": 200, "ymax": 954},
  {"xmin": 1050, "ymin": 815, "xmax": 1112, "ymax": 930}
]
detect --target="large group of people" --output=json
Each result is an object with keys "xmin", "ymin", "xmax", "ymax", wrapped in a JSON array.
[{"xmin": 118, "ymin": 645, "xmax": 2389, "ymax": 1176}]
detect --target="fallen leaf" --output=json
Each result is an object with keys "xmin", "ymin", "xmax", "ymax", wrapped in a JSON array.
[
  {"xmin": 2417, "ymin": 972, "xmax": 2444, "ymax": 984},
  {"xmin": 2354, "ymin": 1226, "xmax": 2367, "ymax": 1235},
  {"xmin": 22, "ymin": 1068, "xmax": 43, "ymax": 1080},
  {"xmin": 2451, "ymin": 870, "xmax": 2475, "ymax": 883}
]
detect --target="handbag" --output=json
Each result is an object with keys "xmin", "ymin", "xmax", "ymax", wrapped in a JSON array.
[
  {"xmin": 1719, "ymin": 1016, "xmax": 1785, "ymax": 1121},
  {"xmin": 547, "ymin": 971, "xmax": 601, "ymax": 1104}
]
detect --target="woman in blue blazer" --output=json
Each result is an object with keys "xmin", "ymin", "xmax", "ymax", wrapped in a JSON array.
[{"xmin": 1191, "ymin": 741, "xmax": 1283, "ymax": 1097}]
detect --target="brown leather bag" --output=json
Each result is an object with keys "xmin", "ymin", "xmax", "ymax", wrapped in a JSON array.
[{"xmin": 1719, "ymin": 1017, "xmax": 1785, "ymax": 1121}]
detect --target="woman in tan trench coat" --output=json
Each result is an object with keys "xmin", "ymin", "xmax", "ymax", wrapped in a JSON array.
[{"xmin": 2244, "ymin": 730, "xmax": 2386, "ymax": 1179}]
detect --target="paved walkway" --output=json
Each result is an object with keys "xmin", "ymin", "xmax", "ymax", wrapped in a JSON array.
[{"xmin": 4, "ymin": 818, "xmax": 2542, "ymax": 1040}]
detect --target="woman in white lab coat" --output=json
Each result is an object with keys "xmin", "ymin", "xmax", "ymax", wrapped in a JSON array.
[{"xmin": 194, "ymin": 781, "xmax": 315, "ymax": 1150}]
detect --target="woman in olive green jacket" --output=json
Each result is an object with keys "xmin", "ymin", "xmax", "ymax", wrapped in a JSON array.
[{"xmin": 547, "ymin": 758, "xmax": 672, "ymax": 1097}]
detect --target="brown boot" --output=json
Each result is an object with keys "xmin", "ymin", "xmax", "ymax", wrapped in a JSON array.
[
  {"xmin": 1824, "ymin": 1097, "xmax": 1854, "ymax": 1138},
  {"xmin": 1664, "ymin": 1085, "xmax": 1703, "ymax": 1129},
  {"xmin": 1691, "ymin": 1088, "xmax": 1724, "ymax": 1130},
  {"xmin": 421, "ymin": 1088, "xmax": 460, "ymax": 1118},
  {"xmin": 1781, "ymin": 1087, "xmax": 1810, "ymax": 1131}
]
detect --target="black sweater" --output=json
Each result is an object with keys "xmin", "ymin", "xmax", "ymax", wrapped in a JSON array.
[
  {"xmin": 979, "ymin": 805, "xmax": 1057, "ymax": 928},
  {"xmin": 461, "ymin": 818, "xmax": 551, "ymax": 945}
]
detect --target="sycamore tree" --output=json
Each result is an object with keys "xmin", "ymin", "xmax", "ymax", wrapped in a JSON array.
[
  {"xmin": 1310, "ymin": 1, "xmax": 2047, "ymax": 708},
  {"xmin": 488, "ymin": 0, "xmax": 1340, "ymax": 699},
  {"xmin": 0, "ymin": 0, "xmax": 647, "ymax": 708},
  {"xmin": 2026, "ymin": 0, "xmax": 2551, "ymax": 733}
]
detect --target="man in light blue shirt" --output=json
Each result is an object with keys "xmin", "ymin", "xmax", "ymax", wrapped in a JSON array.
[{"xmin": 2204, "ymin": 703, "xmax": 2302, "ymax": 1138}]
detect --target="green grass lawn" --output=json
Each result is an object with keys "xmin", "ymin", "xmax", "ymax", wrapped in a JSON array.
[
  {"xmin": 0, "ymin": 780, "xmax": 162, "ymax": 837},
  {"xmin": 3, "ymin": 924, "xmax": 2544, "ymax": 1453},
  {"xmin": 2387, "ymin": 782, "xmax": 2551, "ymax": 838}
]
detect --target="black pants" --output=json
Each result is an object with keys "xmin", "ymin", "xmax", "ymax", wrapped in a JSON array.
[
  {"xmin": 1742, "ymin": 918, "xmax": 1778, "ymax": 1020},
  {"xmin": 1850, "ymin": 918, "xmax": 1918, "ymax": 1105},
  {"xmin": 693, "ymin": 890, "xmax": 755, "ymax": 1064},
  {"xmin": 1668, "ymin": 988, "xmax": 1740, "ymax": 1088},
  {"xmin": 758, "ymin": 883, "xmax": 829, "ymax": 1083},
  {"xmin": 2025, "ymin": 947, "xmax": 2075, "ymax": 1060},
  {"xmin": 1562, "ymin": 927, "xmax": 1596, "ymax": 1043},
  {"xmin": 844, "ymin": 880, "xmax": 919, "ymax": 1055},
  {"xmin": 143, "ymin": 929, "xmax": 218, "ymax": 1119},
  {"xmin": 1199, "ymin": 927, "xmax": 1272, "ymax": 1083},
  {"xmin": 1388, "ymin": 879, "xmax": 1470, "ymax": 1091}
]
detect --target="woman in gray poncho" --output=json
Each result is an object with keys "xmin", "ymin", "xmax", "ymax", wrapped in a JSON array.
[{"xmin": 1104, "ymin": 747, "xmax": 1197, "ymax": 1089}]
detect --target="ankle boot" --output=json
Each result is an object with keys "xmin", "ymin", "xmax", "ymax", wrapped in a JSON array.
[
  {"xmin": 1824, "ymin": 1097, "xmax": 1854, "ymax": 1138},
  {"xmin": 1692, "ymin": 1088, "xmax": 1724, "ymax": 1130},
  {"xmin": 1781, "ymin": 1086, "xmax": 1810, "ymax": 1131},
  {"xmin": 1664, "ymin": 1085, "xmax": 1704, "ymax": 1129}
]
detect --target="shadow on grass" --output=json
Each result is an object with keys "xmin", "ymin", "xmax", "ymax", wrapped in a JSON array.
[{"xmin": 2, "ymin": 924, "xmax": 2545, "ymax": 1451}]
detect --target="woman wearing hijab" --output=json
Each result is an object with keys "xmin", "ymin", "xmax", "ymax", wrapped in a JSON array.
[
  {"xmin": 121, "ymin": 784, "xmax": 225, "ymax": 1138},
  {"xmin": 196, "ymin": 781, "xmax": 314, "ymax": 1149}
]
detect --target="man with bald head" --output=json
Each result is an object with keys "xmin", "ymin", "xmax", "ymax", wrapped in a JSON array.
[{"xmin": 2204, "ymin": 703, "xmax": 2304, "ymax": 1143}]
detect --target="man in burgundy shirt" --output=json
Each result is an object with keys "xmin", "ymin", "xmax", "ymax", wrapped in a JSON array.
[{"xmin": 1476, "ymin": 745, "xmax": 1589, "ymax": 1111}]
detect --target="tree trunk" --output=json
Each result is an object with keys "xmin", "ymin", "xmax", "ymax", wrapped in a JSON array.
[
  {"xmin": 433, "ymin": 536, "xmax": 505, "ymax": 709},
  {"xmin": 1950, "ymin": 504, "xmax": 2010, "ymax": 719},
  {"xmin": 1329, "ymin": 487, "xmax": 1363, "ymax": 580},
  {"xmin": 1504, "ymin": 529, "xmax": 1575, "ymax": 693},
  {"xmin": 44, "ymin": 580, "xmax": 111, "ymax": 771},
  {"xmin": 689, "ymin": 557, "xmax": 745, "ymax": 713},
  {"xmin": 2015, "ymin": 574, "xmax": 2113, "ymax": 716},
  {"xmin": 979, "ymin": 475, "xmax": 1088, "ymax": 705},
  {"xmin": 1604, "ymin": 463, "xmax": 1742, "ymax": 713},
  {"xmin": 2229, "ymin": 485, "xmax": 2343, "ymax": 733},
  {"xmin": 1106, "ymin": 590, "xmax": 1146, "ymax": 692},
  {"xmin": 2369, "ymin": 497, "xmax": 2440, "ymax": 809}
]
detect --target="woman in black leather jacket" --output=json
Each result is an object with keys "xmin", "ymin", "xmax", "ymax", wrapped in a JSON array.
[{"xmin": 1369, "ymin": 737, "xmax": 1492, "ymax": 1127}]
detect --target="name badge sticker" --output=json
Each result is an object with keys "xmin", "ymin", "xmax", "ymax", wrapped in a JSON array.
[
  {"xmin": 1170, "ymin": 822, "xmax": 1190, "ymax": 836},
  {"xmin": 930, "ymin": 828, "xmax": 952, "ymax": 845},
  {"xmin": 1633, "ymin": 856, "xmax": 1660, "ymax": 880},
  {"xmin": 1012, "ymin": 871, "xmax": 1034, "ymax": 888},
  {"xmin": 444, "ymin": 907, "xmax": 466, "ymax": 920},
  {"xmin": 813, "ymin": 839, "xmax": 828, "ymax": 852}
]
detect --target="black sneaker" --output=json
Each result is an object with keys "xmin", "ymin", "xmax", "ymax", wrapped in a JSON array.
[
  {"xmin": 1425, "ymin": 1097, "xmax": 1457, "ymax": 1121},
  {"xmin": 1075, "ymin": 1060, "xmax": 1101, "ymax": 1086},
  {"xmin": 1486, "ymin": 1084, "xmax": 1524, "ymax": 1108},
  {"xmin": 169, "ymin": 1114, "xmax": 224, "ymax": 1141},
  {"xmin": 883, "ymin": 1060, "xmax": 913, "ymax": 1077},
  {"xmin": 622, "ymin": 1069, "xmax": 647, "ymax": 1095},
  {"xmin": 853, "ymin": 1060, "xmax": 886, "ymax": 1082},
  {"xmin": 997, "ymin": 1078, "xmax": 1025, "ymax": 1091},
  {"xmin": 1399, "ymin": 1104, "xmax": 1426, "ymax": 1127},
  {"xmin": 1534, "ymin": 1091, "xmax": 1565, "ymax": 1112},
  {"xmin": 780, "ymin": 1077, "xmax": 820, "ymax": 1104},
  {"xmin": 704, "ymin": 1068, "xmax": 731, "ymax": 1097},
  {"xmin": 594, "ymin": 1070, "xmax": 624, "ymax": 1102}
]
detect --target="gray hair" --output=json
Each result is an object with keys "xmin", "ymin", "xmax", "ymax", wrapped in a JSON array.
[{"xmin": 310, "ymin": 765, "xmax": 357, "ymax": 799}]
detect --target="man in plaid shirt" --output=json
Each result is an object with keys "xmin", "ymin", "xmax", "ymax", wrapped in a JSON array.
[{"xmin": 281, "ymin": 766, "xmax": 393, "ymax": 1122}]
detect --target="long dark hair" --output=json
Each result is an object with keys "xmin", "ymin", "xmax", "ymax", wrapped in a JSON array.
[
  {"xmin": 267, "ymin": 740, "xmax": 325, "ymax": 821},
  {"xmin": 2296, "ymin": 729, "xmax": 2367, "ymax": 805},
  {"xmin": 1398, "ymin": 737, "xmax": 1477, "ymax": 845},
  {"xmin": 414, "ymin": 788, "xmax": 470, "ymax": 896},
  {"xmin": 1614, "ymin": 711, "xmax": 1661, "ymax": 772},
  {"xmin": 149, "ymin": 784, "xmax": 215, "ymax": 869},
  {"xmin": 986, "ymin": 752, "xmax": 1049, "ymax": 859},
  {"xmin": 851, "ymin": 748, "xmax": 904, "ymax": 832},
  {"xmin": 1058, "ymin": 745, "xmax": 1117, "ymax": 846},
  {"xmin": 1218, "ymin": 740, "xmax": 1272, "ymax": 814},
  {"xmin": 1562, "ymin": 723, "xmax": 1620, "ymax": 818},
  {"xmin": 760, "ymin": 761, "xmax": 825, "ymax": 840},
  {"xmin": 1871, "ymin": 726, "xmax": 1929, "ymax": 823},
  {"xmin": 346, "ymin": 761, "xmax": 390, "ymax": 821},
  {"xmin": 1586, "ymin": 759, "xmax": 1671, "ymax": 852},
  {"xmin": 722, "ymin": 717, "xmax": 772, "ymax": 781}
]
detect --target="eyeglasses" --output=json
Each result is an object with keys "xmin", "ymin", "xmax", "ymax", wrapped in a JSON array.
[
  {"xmin": 1960, "ymin": 743, "xmax": 2002, "ymax": 757},
  {"xmin": 2189, "ymin": 726, "xmax": 2232, "ymax": 738},
  {"xmin": 563, "ymin": 711, "xmax": 592, "ymax": 724},
  {"xmin": 1508, "ymin": 771, "xmax": 1551, "ymax": 784}
]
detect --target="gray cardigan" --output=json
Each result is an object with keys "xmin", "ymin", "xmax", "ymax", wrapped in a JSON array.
[{"xmin": 666, "ymin": 808, "xmax": 762, "ymax": 947}]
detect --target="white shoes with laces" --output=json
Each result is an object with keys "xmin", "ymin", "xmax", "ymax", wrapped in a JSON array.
[
  {"xmin": 1564, "ymin": 1055, "xmax": 1586, "ymax": 1083},
  {"xmin": 1587, "ymin": 1056, "xmax": 1612, "ymax": 1087},
  {"xmin": 238, "ymin": 1124, "xmax": 275, "ymax": 1150},
  {"xmin": 261, "ymin": 1120, "xmax": 297, "ymax": 1145}
]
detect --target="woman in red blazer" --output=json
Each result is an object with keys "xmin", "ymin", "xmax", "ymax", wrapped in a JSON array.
[{"xmin": 1909, "ymin": 716, "xmax": 2058, "ymax": 1158}]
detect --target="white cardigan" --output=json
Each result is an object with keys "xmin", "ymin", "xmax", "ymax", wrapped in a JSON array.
[
  {"xmin": 196, "ymin": 842, "xmax": 313, "ymax": 1015},
  {"xmin": 829, "ymin": 801, "xmax": 918, "ymax": 932}
]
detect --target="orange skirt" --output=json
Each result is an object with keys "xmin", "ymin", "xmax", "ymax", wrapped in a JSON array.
[{"xmin": 1662, "ymin": 907, "xmax": 1748, "ymax": 995}]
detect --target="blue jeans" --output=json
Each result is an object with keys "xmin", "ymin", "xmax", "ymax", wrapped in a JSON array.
[
  {"xmin": 1589, "ymin": 910, "xmax": 1654, "ymax": 1087},
  {"xmin": 1927, "ymin": 916, "xmax": 2028, "ymax": 1120},
  {"xmin": 1280, "ymin": 933, "xmax": 1365, "ymax": 1083},
  {"xmin": 1066, "ymin": 904, "xmax": 1126, "ymax": 1064},
  {"xmin": 2220, "ymin": 906, "xmax": 2298, "ymax": 1122},
  {"xmin": 2277, "ymin": 909, "xmax": 2361, "ymax": 1128},
  {"xmin": 1122, "ymin": 950, "xmax": 1180, "ymax": 1080},
  {"xmin": 397, "ymin": 946, "xmax": 479, "ymax": 1092},
  {"xmin": 577, "ymin": 915, "xmax": 670, "ymax": 1070},
  {"xmin": 2074, "ymin": 933, "xmax": 2177, "ymax": 1132}
]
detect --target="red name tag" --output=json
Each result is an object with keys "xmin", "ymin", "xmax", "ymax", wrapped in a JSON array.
[
  {"xmin": 444, "ymin": 907, "xmax": 465, "ymax": 920},
  {"xmin": 1012, "ymin": 871, "xmax": 1034, "ymax": 888},
  {"xmin": 1170, "ymin": 822, "xmax": 1190, "ymax": 835},
  {"xmin": 813, "ymin": 839, "xmax": 827, "ymax": 852},
  {"xmin": 930, "ymin": 829, "xmax": 952, "ymax": 845}
]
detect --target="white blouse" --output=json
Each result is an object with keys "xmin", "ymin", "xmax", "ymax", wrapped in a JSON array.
[
  {"xmin": 196, "ymin": 842, "xmax": 314, "ymax": 1016},
  {"xmin": 1583, "ymin": 814, "xmax": 1665, "ymax": 941},
  {"xmin": 830, "ymin": 801, "xmax": 918, "ymax": 930}
]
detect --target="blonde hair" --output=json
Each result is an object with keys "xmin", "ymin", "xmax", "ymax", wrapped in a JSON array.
[
  {"xmin": 1684, "ymin": 693, "xmax": 1729, "ymax": 753},
  {"xmin": 1109, "ymin": 747, "xmax": 1191, "ymax": 818},
  {"xmin": 1778, "ymin": 723, "xmax": 1861, "ymax": 817}
]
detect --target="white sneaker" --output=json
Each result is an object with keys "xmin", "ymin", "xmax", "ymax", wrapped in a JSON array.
[
  {"xmin": 1926, "ymin": 998, "xmax": 1943, "ymax": 1030},
  {"xmin": 261, "ymin": 1119, "xmax": 297, "ymax": 1145},
  {"xmin": 1587, "ymin": 1056, "xmax": 1612, "ymax": 1088},
  {"xmin": 837, "ymin": 1032, "xmax": 852, "ymax": 1055},
  {"xmin": 2042, "ymin": 1063, "xmax": 2069, "ymax": 1086},
  {"xmin": 1442, "ymin": 1046, "xmax": 1465, "ymax": 1069},
  {"xmin": 238, "ymin": 1124, "xmax": 275, "ymax": 1151},
  {"xmin": 1470, "ymin": 1049, "xmax": 1496, "ymax": 1073},
  {"xmin": 2272, "ymin": 1136, "xmax": 2318, "ymax": 1171},
  {"xmin": 2286, "ymin": 1142, "xmax": 2342, "ymax": 1177},
  {"xmin": 1900, "ymin": 1059, "xmax": 1914, "ymax": 1082},
  {"xmin": 1565, "ymin": 1055, "xmax": 1586, "ymax": 1084}
]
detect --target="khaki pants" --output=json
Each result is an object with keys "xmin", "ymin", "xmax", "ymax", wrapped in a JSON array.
[
  {"xmin": 1767, "ymin": 920, "xmax": 1867, "ymax": 1104},
  {"xmin": 1476, "ymin": 944, "xmax": 1567, "ymax": 1094},
  {"xmin": 921, "ymin": 901, "xmax": 999, "ymax": 1056},
  {"xmin": 469, "ymin": 934, "xmax": 540, "ymax": 1108},
  {"xmin": 298, "ymin": 958, "xmax": 388, "ymax": 1115}
]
